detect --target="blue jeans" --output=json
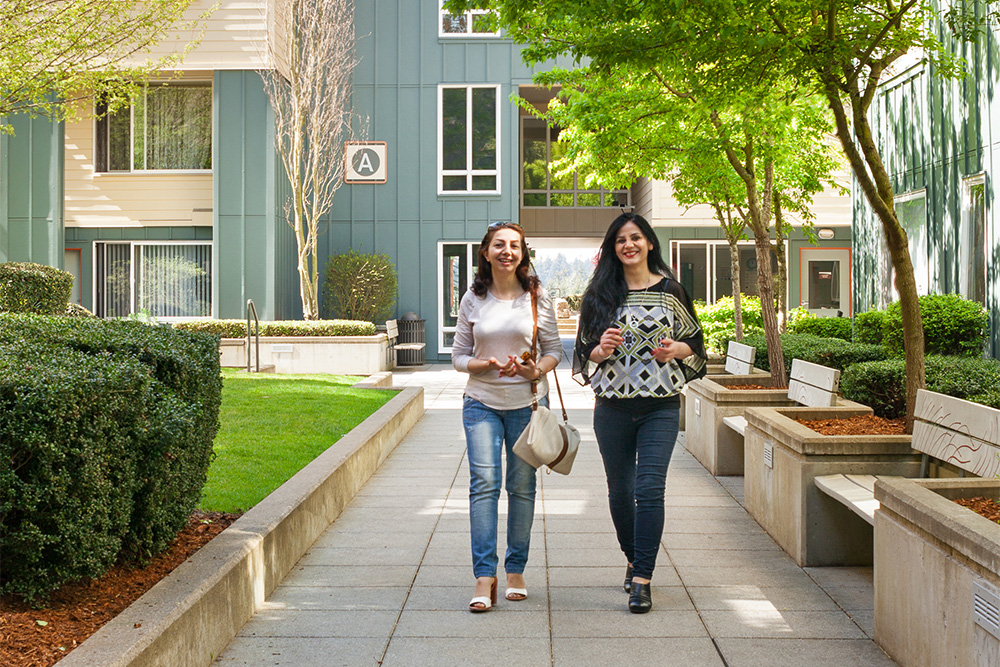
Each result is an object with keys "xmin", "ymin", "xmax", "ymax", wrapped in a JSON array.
[
  {"xmin": 463, "ymin": 396, "xmax": 545, "ymax": 578},
  {"xmin": 593, "ymin": 400, "xmax": 680, "ymax": 581}
]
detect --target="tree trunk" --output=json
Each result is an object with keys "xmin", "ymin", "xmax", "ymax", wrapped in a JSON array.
[
  {"xmin": 821, "ymin": 76, "xmax": 925, "ymax": 431},
  {"xmin": 773, "ymin": 189, "xmax": 788, "ymax": 333},
  {"xmin": 729, "ymin": 238, "xmax": 743, "ymax": 340}
]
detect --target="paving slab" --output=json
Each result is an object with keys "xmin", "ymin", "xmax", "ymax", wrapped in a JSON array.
[{"xmin": 215, "ymin": 365, "xmax": 896, "ymax": 666}]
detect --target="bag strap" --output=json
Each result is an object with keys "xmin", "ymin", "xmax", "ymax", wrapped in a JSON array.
[{"xmin": 529, "ymin": 290, "xmax": 569, "ymax": 423}]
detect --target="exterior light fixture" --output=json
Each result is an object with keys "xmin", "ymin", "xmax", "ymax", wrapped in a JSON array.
[{"xmin": 817, "ymin": 228, "xmax": 835, "ymax": 240}]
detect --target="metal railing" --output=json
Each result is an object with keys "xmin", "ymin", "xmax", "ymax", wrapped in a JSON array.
[{"xmin": 246, "ymin": 299, "xmax": 260, "ymax": 373}]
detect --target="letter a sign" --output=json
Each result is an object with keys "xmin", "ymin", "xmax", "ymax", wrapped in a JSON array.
[{"xmin": 345, "ymin": 141, "xmax": 388, "ymax": 184}]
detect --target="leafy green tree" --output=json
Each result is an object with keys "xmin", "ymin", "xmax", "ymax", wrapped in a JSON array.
[{"xmin": 0, "ymin": 0, "xmax": 206, "ymax": 132}]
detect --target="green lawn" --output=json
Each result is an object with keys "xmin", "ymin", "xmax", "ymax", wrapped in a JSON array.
[{"xmin": 199, "ymin": 369, "xmax": 395, "ymax": 512}]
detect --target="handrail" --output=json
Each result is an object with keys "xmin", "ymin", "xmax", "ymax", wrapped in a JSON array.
[{"xmin": 246, "ymin": 299, "xmax": 259, "ymax": 373}]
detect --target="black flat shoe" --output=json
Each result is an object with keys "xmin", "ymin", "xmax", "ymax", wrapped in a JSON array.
[
  {"xmin": 628, "ymin": 582, "xmax": 652, "ymax": 614},
  {"xmin": 623, "ymin": 565, "xmax": 633, "ymax": 593}
]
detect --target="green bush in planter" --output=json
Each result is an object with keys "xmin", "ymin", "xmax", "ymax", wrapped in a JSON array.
[
  {"xmin": 0, "ymin": 314, "xmax": 222, "ymax": 602},
  {"xmin": 852, "ymin": 309, "xmax": 885, "ymax": 345},
  {"xmin": 696, "ymin": 295, "xmax": 765, "ymax": 354},
  {"xmin": 723, "ymin": 331, "xmax": 887, "ymax": 375},
  {"xmin": 173, "ymin": 318, "xmax": 375, "ymax": 338},
  {"xmin": 0, "ymin": 262, "xmax": 73, "ymax": 315},
  {"xmin": 841, "ymin": 355, "xmax": 1000, "ymax": 418},
  {"xmin": 882, "ymin": 293, "xmax": 988, "ymax": 357},
  {"xmin": 324, "ymin": 249, "xmax": 398, "ymax": 323}
]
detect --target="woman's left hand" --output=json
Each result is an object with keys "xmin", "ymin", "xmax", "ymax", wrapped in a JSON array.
[
  {"xmin": 509, "ymin": 354, "xmax": 542, "ymax": 382},
  {"xmin": 653, "ymin": 338, "xmax": 692, "ymax": 363}
]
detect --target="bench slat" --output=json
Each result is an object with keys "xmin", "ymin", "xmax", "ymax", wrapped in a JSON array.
[
  {"xmin": 914, "ymin": 389, "xmax": 1000, "ymax": 447},
  {"xmin": 790, "ymin": 359, "xmax": 841, "ymax": 392},
  {"xmin": 722, "ymin": 415, "xmax": 747, "ymax": 436},
  {"xmin": 394, "ymin": 343, "xmax": 426, "ymax": 351},
  {"xmin": 787, "ymin": 379, "xmax": 838, "ymax": 407},
  {"xmin": 814, "ymin": 474, "xmax": 878, "ymax": 526},
  {"xmin": 845, "ymin": 474, "xmax": 878, "ymax": 493},
  {"xmin": 912, "ymin": 421, "xmax": 1000, "ymax": 478},
  {"xmin": 724, "ymin": 341, "xmax": 756, "ymax": 375}
]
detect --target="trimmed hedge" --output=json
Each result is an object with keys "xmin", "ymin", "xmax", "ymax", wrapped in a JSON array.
[
  {"xmin": 696, "ymin": 295, "xmax": 765, "ymax": 354},
  {"xmin": 729, "ymin": 332, "xmax": 889, "ymax": 376},
  {"xmin": 0, "ymin": 314, "xmax": 222, "ymax": 603},
  {"xmin": 882, "ymin": 293, "xmax": 988, "ymax": 357},
  {"xmin": 787, "ymin": 314, "xmax": 853, "ymax": 341},
  {"xmin": 0, "ymin": 262, "xmax": 73, "ymax": 315},
  {"xmin": 172, "ymin": 318, "xmax": 375, "ymax": 338},
  {"xmin": 852, "ymin": 309, "xmax": 885, "ymax": 345},
  {"xmin": 841, "ymin": 355, "xmax": 1000, "ymax": 419}
]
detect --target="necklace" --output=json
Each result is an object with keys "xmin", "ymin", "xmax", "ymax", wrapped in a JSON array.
[{"xmin": 626, "ymin": 273, "xmax": 657, "ymax": 328}]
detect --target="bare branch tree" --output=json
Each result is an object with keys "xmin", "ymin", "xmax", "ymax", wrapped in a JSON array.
[{"xmin": 262, "ymin": 0, "xmax": 364, "ymax": 320}]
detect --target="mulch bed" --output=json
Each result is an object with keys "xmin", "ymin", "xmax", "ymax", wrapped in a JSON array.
[
  {"xmin": 955, "ymin": 497, "xmax": 1000, "ymax": 524},
  {"xmin": 726, "ymin": 384, "xmax": 786, "ymax": 390},
  {"xmin": 0, "ymin": 511, "xmax": 241, "ymax": 667},
  {"xmin": 795, "ymin": 413, "xmax": 908, "ymax": 435}
]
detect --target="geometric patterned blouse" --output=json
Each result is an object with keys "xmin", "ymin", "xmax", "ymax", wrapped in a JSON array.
[{"xmin": 578, "ymin": 277, "xmax": 707, "ymax": 399}]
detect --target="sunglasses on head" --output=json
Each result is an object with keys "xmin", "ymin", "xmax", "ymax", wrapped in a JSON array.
[{"xmin": 488, "ymin": 221, "xmax": 522, "ymax": 230}]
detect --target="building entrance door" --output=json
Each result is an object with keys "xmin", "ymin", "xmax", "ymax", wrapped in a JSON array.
[{"xmin": 799, "ymin": 247, "xmax": 851, "ymax": 316}]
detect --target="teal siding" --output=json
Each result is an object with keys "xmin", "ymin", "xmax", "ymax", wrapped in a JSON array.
[
  {"xmin": 213, "ymin": 70, "xmax": 297, "ymax": 321},
  {"xmin": 324, "ymin": 0, "xmax": 575, "ymax": 360},
  {"xmin": 857, "ymin": 9, "xmax": 1000, "ymax": 357},
  {"xmin": 0, "ymin": 112, "xmax": 64, "ymax": 266}
]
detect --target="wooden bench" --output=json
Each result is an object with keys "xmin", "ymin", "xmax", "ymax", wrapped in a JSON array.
[
  {"xmin": 385, "ymin": 319, "xmax": 426, "ymax": 367},
  {"xmin": 722, "ymin": 358, "xmax": 841, "ymax": 438},
  {"xmin": 815, "ymin": 389, "xmax": 1000, "ymax": 525},
  {"xmin": 723, "ymin": 340, "xmax": 757, "ymax": 375}
]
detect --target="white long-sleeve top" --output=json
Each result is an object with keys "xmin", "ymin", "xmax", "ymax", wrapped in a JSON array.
[{"xmin": 451, "ymin": 286, "xmax": 562, "ymax": 410}]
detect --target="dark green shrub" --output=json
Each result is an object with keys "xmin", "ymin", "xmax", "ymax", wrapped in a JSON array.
[
  {"xmin": 725, "ymin": 332, "xmax": 887, "ymax": 375},
  {"xmin": 64, "ymin": 302, "xmax": 95, "ymax": 317},
  {"xmin": 883, "ymin": 293, "xmax": 988, "ymax": 357},
  {"xmin": 0, "ymin": 314, "xmax": 222, "ymax": 602},
  {"xmin": 788, "ymin": 314, "xmax": 853, "ymax": 341},
  {"xmin": 324, "ymin": 249, "xmax": 398, "ymax": 323},
  {"xmin": 841, "ymin": 355, "xmax": 1000, "ymax": 418},
  {"xmin": 172, "ymin": 318, "xmax": 375, "ymax": 338},
  {"xmin": 852, "ymin": 309, "xmax": 885, "ymax": 345},
  {"xmin": 0, "ymin": 262, "xmax": 73, "ymax": 315},
  {"xmin": 696, "ymin": 296, "xmax": 765, "ymax": 354}
]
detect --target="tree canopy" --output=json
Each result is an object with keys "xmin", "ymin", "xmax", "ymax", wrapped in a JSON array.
[{"xmin": 1, "ymin": 0, "xmax": 204, "ymax": 130}]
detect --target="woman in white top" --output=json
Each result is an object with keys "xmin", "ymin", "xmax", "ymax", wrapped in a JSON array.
[{"xmin": 451, "ymin": 222, "xmax": 562, "ymax": 612}]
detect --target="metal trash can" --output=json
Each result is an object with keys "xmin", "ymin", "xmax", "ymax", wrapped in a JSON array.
[{"xmin": 397, "ymin": 315, "xmax": 426, "ymax": 366}]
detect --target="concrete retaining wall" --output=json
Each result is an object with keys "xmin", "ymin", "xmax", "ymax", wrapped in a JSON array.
[{"xmin": 220, "ymin": 336, "xmax": 390, "ymax": 374}]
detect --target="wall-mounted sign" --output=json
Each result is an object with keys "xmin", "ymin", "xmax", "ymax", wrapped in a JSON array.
[{"xmin": 344, "ymin": 141, "xmax": 387, "ymax": 184}]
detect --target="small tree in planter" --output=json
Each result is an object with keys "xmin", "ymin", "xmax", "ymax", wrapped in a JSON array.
[{"xmin": 324, "ymin": 249, "xmax": 398, "ymax": 323}]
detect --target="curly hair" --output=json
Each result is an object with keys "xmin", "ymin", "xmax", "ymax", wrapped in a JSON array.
[{"xmin": 470, "ymin": 222, "xmax": 540, "ymax": 297}]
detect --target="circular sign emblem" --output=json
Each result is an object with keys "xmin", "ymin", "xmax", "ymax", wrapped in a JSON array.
[{"xmin": 351, "ymin": 148, "xmax": 381, "ymax": 176}]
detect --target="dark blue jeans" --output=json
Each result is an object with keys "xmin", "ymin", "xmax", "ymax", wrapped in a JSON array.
[{"xmin": 593, "ymin": 399, "xmax": 680, "ymax": 581}]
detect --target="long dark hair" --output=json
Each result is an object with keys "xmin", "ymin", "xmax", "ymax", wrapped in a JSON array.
[
  {"xmin": 470, "ymin": 222, "xmax": 540, "ymax": 297},
  {"xmin": 579, "ymin": 212, "xmax": 675, "ymax": 340}
]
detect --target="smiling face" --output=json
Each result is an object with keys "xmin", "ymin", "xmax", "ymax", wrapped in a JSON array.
[
  {"xmin": 614, "ymin": 221, "xmax": 652, "ymax": 270},
  {"xmin": 483, "ymin": 227, "xmax": 524, "ymax": 278}
]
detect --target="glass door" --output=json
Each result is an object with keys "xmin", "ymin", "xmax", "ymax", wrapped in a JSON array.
[
  {"xmin": 438, "ymin": 242, "xmax": 478, "ymax": 350},
  {"xmin": 799, "ymin": 248, "xmax": 851, "ymax": 316}
]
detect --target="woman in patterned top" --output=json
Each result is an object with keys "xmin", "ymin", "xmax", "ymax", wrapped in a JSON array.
[{"xmin": 573, "ymin": 212, "xmax": 707, "ymax": 613}]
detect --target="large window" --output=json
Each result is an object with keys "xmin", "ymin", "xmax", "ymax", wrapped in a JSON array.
[
  {"xmin": 96, "ymin": 84, "xmax": 212, "ymax": 172},
  {"xmin": 95, "ymin": 242, "xmax": 212, "ymax": 318},
  {"xmin": 961, "ymin": 176, "xmax": 987, "ymax": 305},
  {"xmin": 671, "ymin": 241, "xmax": 780, "ymax": 305},
  {"xmin": 438, "ymin": 85, "xmax": 500, "ymax": 194},
  {"xmin": 439, "ymin": 6, "xmax": 497, "ymax": 36},
  {"xmin": 894, "ymin": 190, "xmax": 928, "ymax": 295},
  {"xmin": 521, "ymin": 118, "xmax": 629, "ymax": 208},
  {"xmin": 438, "ymin": 242, "xmax": 479, "ymax": 350}
]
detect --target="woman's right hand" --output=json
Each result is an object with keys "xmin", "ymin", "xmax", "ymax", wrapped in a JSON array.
[{"xmin": 592, "ymin": 327, "xmax": 623, "ymax": 362}]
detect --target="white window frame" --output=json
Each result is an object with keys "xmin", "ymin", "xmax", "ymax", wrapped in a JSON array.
[
  {"xmin": 93, "ymin": 240, "xmax": 214, "ymax": 320},
  {"xmin": 893, "ymin": 188, "xmax": 929, "ymax": 297},
  {"xmin": 438, "ymin": 5, "xmax": 498, "ymax": 37},
  {"xmin": 960, "ymin": 173, "xmax": 987, "ymax": 304},
  {"xmin": 94, "ymin": 82, "xmax": 213, "ymax": 175},
  {"xmin": 437, "ymin": 240, "xmax": 478, "ymax": 353},
  {"xmin": 669, "ymin": 239, "xmax": 788, "ymax": 306},
  {"xmin": 520, "ymin": 116, "xmax": 631, "ymax": 209},
  {"xmin": 437, "ymin": 84, "xmax": 501, "ymax": 195}
]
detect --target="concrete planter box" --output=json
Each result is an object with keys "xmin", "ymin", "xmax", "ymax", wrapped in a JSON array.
[
  {"xmin": 219, "ymin": 335, "xmax": 390, "ymax": 374},
  {"xmin": 683, "ymin": 375, "xmax": 794, "ymax": 475},
  {"xmin": 874, "ymin": 477, "xmax": 1000, "ymax": 667},
  {"xmin": 743, "ymin": 405, "xmax": 917, "ymax": 566}
]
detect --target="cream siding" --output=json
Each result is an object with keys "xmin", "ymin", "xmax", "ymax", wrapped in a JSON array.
[
  {"xmin": 133, "ymin": 0, "xmax": 272, "ymax": 71},
  {"xmin": 64, "ymin": 86, "xmax": 213, "ymax": 229}
]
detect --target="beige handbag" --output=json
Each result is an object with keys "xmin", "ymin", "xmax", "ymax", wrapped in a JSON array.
[{"xmin": 512, "ymin": 292, "xmax": 580, "ymax": 475}]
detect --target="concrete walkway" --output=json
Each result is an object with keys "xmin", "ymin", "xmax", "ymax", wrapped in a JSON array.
[{"xmin": 215, "ymin": 365, "xmax": 897, "ymax": 666}]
